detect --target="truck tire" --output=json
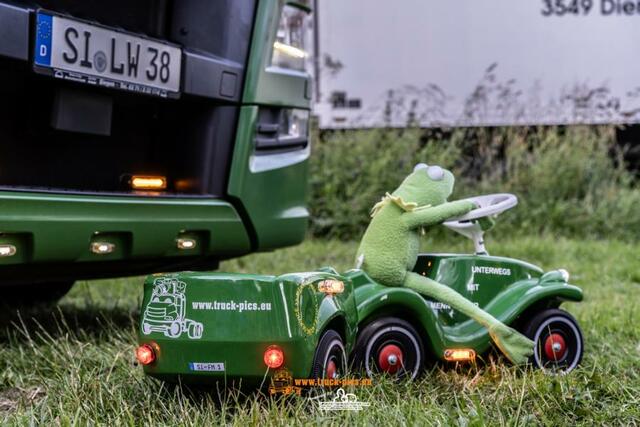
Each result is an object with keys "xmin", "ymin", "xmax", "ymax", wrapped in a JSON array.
[
  {"xmin": 166, "ymin": 321, "xmax": 182, "ymax": 338},
  {"xmin": 352, "ymin": 317, "xmax": 424, "ymax": 380},
  {"xmin": 520, "ymin": 308, "xmax": 583, "ymax": 373},
  {"xmin": 3, "ymin": 281, "xmax": 75, "ymax": 305},
  {"xmin": 187, "ymin": 321, "xmax": 203, "ymax": 339},
  {"xmin": 142, "ymin": 322, "xmax": 152, "ymax": 335},
  {"xmin": 310, "ymin": 329, "xmax": 347, "ymax": 380}
]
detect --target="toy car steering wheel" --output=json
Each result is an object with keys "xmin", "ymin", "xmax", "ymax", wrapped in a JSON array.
[
  {"xmin": 443, "ymin": 194, "xmax": 517, "ymax": 255},
  {"xmin": 446, "ymin": 193, "xmax": 518, "ymax": 224}
]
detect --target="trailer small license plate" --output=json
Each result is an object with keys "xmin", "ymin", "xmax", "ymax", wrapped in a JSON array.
[
  {"xmin": 33, "ymin": 12, "xmax": 181, "ymax": 98},
  {"xmin": 189, "ymin": 362, "xmax": 225, "ymax": 372}
]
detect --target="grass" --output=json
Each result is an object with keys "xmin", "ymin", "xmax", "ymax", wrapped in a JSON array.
[{"xmin": 1, "ymin": 235, "xmax": 639, "ymax": 425}]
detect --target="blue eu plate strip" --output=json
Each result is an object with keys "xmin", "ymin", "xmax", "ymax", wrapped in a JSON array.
[{"xmin": 34, "ymin": 13, "xmax": 53, "ymax": 67}]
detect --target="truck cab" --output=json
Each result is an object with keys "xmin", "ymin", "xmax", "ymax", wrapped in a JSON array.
[{"xmin": 0, "ymin": 0, "xmax": 314, "ymax": 301}]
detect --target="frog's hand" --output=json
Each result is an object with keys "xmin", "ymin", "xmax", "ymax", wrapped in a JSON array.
[
  {"xmin": 476, "ymin": 215, "xmax": 496, "ymax": 232},
  {"xmin": 403, "ymin": 272, "xmax": 534, "ymax": 365},
  {"xmin": 401, "ymin": 200, "xmax": 475, "ymax": 230}
]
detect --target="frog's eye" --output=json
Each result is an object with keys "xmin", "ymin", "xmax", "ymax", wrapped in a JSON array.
[
  {"xmin": 427, "ymin": 165, "xmax": 444, "ymax": 181},
  {"xmin": 413, "ymin": 163, "xmax": 428, "ymax": 172}
]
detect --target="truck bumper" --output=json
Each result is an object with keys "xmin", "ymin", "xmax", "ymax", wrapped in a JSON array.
[{"xmin": 0, "ymin": 192, "xmax": 251, "ymax": 283}]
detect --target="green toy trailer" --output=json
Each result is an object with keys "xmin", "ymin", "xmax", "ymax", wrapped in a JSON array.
[
  {"xmin": 136, "ymin": 193, "xmax": 584, "ymax": 384},
  {"xmin": 0, "ymin": 0, "xmax": 313, "ymax": 302},
  {"xmin": 136, "ymin": 271, "xmax": 357, "ymax": 385}
]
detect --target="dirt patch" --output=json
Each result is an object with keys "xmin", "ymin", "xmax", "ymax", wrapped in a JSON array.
[{"xmin": 0, "ymin": 387, "xmax": 45, "ymax": 414}]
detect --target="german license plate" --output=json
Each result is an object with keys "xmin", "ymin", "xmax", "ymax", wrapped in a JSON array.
[{"xmin": 33, "ymin": 11, "xmax": 181, "ymax": 98}]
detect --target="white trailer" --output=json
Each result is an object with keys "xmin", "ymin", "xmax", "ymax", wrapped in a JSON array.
[{"xmin": 313, "ymin": 0, "xmax": 640, "ymax": 129}]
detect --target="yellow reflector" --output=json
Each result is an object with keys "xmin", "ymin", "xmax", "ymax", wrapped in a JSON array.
[
  {"xmin": 317, "ymin": 279, "xmax": 345, "ymax": 295},
  {"xmin": 0, "ymin": 244, "xmax": 16, "ymax": 257},
  {"xmin": 130, "ymin": 176, "xmax": 167, "ymax": 190},
  {"xmin": 444, "ymin": 349, "xmax": 476, "ymax": 362}
]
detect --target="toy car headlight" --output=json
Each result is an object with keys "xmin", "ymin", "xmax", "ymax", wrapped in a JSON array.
[
  {"xmin": 317, "ymin": 279, "xmax": 345, "ymax": 295},
  {"xmin": 539, "ymin": 269, "xmax": 570, "ymax": 284},
  {"xmin": 271, "ymin": 4, "xmax": 313, "ymax": 73}
]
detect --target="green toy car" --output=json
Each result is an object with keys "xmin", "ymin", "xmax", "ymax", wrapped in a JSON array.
[
  {"xmin": 136, "ymin": 193, "xmax": 584, "ymax": 384},
  {"xmin": 350, "ymin": 193, "xmax": 584, "ymax": 378}
]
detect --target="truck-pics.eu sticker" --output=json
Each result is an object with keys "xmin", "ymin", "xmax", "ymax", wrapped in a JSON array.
[
  {"xmin": 191, "ymin": 300, "xmax": 272, "ymax": 312},
  {"xmin": 141, "ymin": 278, "xmax": 204, "ymax": 339}
]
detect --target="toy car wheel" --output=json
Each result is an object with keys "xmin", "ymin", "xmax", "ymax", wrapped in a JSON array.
[
  {"xmin": 353, "ymin": 317, "xmax": 424, "ymax": 380},
  {"xmin": 310, "ymin": 329, "xmax": 347, "ymax": 379},
  {"xmin": 521, "ymin": 308, "xmax": 583, "ymax": 373},
  {"xmin": 165, "ymin": 321, "xmax": 182, "ymax": 338}
]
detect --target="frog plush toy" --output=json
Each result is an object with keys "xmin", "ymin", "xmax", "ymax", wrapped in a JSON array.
[{"xmin": 355, "ymin": 163, "xmax": 534, "ymax": 364}]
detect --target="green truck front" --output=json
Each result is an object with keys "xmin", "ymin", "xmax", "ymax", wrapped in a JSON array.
[{"xmin": 0, "ymin": 0, "xmax": 314, "ymax": 300}]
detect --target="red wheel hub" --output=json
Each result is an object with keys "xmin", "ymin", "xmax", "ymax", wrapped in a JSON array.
[
  {"xmin": 326, "ymin": 360, "xmax": 337, "ymax": 379},
  {"xmin": 378, "ymin": 344, "xmax": 403, "ymax": 373},
  {"xmin": 544, "ymin": 333, "xmax": 567, "ymax": 360}
]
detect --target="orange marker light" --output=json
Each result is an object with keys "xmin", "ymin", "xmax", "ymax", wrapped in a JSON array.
[
  {"xmin": 317, "ymin": 279, "xmax": 345, "ymax": 295},
  {"xmin": 130, "ymin": 176, "xmax": 167, "ymax": 190},
  {"xmin": 263, "ymin": 345, "xmax": 284, "ymax": 369},
  {"xmin": 444, "ymin": 349, "xmax": 476, "ymax": 362},
  {"xmin": 136, "ymin": 344, "xmax": 156, "ymax": 365}
]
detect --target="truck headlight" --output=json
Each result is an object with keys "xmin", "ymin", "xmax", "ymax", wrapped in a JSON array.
[
  {"xmin": 280, "ymin": 109, "xmax": 309, "ymax": 140},
  {"xmin": 255, "ymin": 108, "xmax": 309, "ymax": 151},
  {"xmin": 271, "ymin": 4, "xmax": 313, "ymax": 73}
]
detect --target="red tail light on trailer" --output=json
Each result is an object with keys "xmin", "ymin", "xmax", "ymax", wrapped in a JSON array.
[
  {"xmin": 263, "ymin": 345, "xmax": 284, "ymax": 369},
  {"xmin": 136, "ymin": 344, "xmax": 156, "ymax": 365}
]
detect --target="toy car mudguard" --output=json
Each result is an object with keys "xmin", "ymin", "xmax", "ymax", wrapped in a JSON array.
[
  {"xmin": 348, "ymin": 254, "xmax": 583, "ymax": 359},
  {"xmin": 349, "ymin": 273, "xmax": 450, "ymax": 357},
  {"xmin": 137, "ymin": 270, "xmax": 357, "ymax": 384}
]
